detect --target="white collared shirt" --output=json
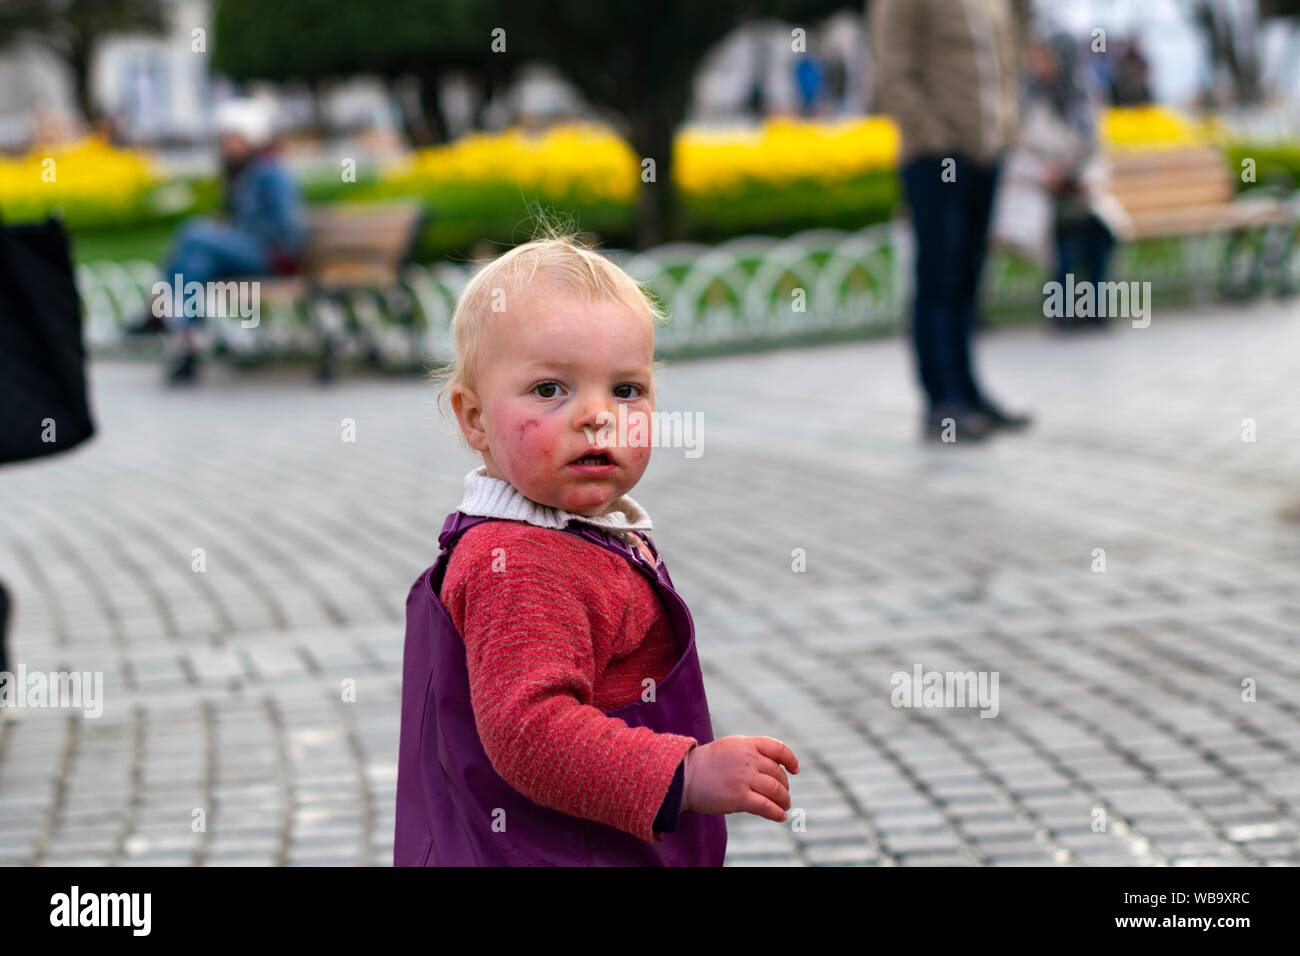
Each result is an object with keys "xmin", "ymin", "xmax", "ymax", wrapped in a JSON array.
[{"xmin": 457, "ymin": 465, "xmax": 654, "ymax": 533}]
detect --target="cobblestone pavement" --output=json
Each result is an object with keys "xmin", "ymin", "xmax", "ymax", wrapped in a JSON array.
[{"xmin": 3, "ymin": 299, "xmax": 1300, "ymax": 867}]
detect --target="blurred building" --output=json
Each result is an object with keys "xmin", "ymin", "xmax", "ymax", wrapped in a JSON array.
[
  {"xmin": 0, "ymin": 0, "xmax": 210, "ymax": 149},
  {"xmin": 1, "ymin": 0, "xmax": 1297, "ymax": 153},
  {"xmin": 691, "ymin": 13, "xmax": 871, "ymax": 125}
]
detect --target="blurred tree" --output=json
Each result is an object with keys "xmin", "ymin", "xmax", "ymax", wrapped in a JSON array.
[
  {"xmin": 0, "ymin": 0, "xmax": 165, "ymax": 124},
  {"xmin": 212, "ymin": 0, "xmax": 512, "ymax": 145},
  {"xmin": 509, "ymin": 0, "xmax": 852, "ymax": 248},
  {"xmin": 1260, "ymin": 0, "xmax": 1300, "ymax": 97},
  {"xmin": 1181, "ymin": 0, "xmax": 1262, "ymax": 104},
  {"xmin": 1180, "ymin": 0, "xmax": 1300, "ymax": 105}
]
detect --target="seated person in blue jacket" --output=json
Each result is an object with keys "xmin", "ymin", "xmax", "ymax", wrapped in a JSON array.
[{"xmin": 131, "ymin": 98, "xmax": 306, "ymax": 383}]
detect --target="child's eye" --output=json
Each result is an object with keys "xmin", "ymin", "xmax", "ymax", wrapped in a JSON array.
[
  {"xmin": 533, "ymin": 382, "xmax": 561, "ymax": 398},
  {"xmin": 614, "ymin": 384, "xmax": 642, "ymax": 400}
]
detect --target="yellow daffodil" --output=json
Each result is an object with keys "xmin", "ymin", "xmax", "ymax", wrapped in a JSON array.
[{"xmin": 0, "ymin": 137, "xmax": 159, "ymax": 212}]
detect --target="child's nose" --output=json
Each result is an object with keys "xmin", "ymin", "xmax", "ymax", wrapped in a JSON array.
[{"xmin": 574, "ymin": 393, "xmax": 615, "ymax": 431}]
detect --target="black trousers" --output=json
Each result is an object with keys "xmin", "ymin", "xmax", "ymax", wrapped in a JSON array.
[{"xmin": 900, "ymin": 152, "xmax": 1002, "ymax": 413}]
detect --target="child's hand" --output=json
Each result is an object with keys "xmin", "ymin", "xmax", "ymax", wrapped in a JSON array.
[{"xmin": 681, "ymin": 736, "xmax": 800, "ymax": 823}]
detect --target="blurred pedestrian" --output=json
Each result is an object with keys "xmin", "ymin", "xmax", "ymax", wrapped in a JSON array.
[
  {"xmin": 127, "ymin": 98, "xmax": 306, "ymax": 384},
  {"xmin": 823, "ymin": 53, "xmax": 848, "ymax": 116},
  {"xmin": 991, "ymin": 33, "xmax": 1134, "ymax": 330},
  {"xmin": 1111, "ymin": 37, "xmax": 1152, "ymax": 106},
  {"xmin": 746, "ymin": 35, "xmax": 769, "ymax": 121},
  {"xmin": 795, "ymin": 51, "xmax": 824, "ymax": 118},
  {"xmin": 1087, "ymin": 41, "xmax": 1117, "ymax": 105},
  {"xmin": 870, "ymin": 0, "xmax": 1033, "ymax": 442}
]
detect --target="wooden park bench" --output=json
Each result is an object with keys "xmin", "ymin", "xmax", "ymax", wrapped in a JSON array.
[
  {"xmin": 1106, "ymin": 146, "xmax": 1297, "ymax": 297},
  {"xmin": 249, "ymin": 200, "xmax": 426, "ymax": 380}
]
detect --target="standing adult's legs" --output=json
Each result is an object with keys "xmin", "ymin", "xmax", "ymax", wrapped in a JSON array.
[
  {"xmin": 954, "ymin": 157, "xmax": 1001, "ymax": 406},
  {"xmin": 901, "ymin": 154, "xmax": 973, "ymax": 416}
]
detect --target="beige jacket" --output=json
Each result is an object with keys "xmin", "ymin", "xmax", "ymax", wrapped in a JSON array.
[{"xmin": 869, "ymin": 0, "xmax": 1029, "ymax": 165}]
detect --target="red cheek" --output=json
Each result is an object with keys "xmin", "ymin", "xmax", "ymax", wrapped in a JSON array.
[
  {"xmin": 515, "ymin": 419, "xmax": 554, "ymax": 460},
  {"xmin": 516, "ymin": 419, "xmax": 541, "ymax": 450}
]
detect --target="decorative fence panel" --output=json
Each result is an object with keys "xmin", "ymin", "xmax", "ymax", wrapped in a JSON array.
[{"xmin": 77, "ymin": 208, "xmax": 1300, "ymax": 367}]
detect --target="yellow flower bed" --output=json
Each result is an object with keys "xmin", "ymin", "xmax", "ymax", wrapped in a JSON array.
[
  {"xmin": 383, "ymin": 123, "xmax": 641, "ymax": 202},
  {"xmin": 1099, "ymin": 104, "xmax": 1216, "ymax": 150},
  {"xmin": 387, "ymin": 108, "xmax": 1210, "ymax": 198},
  {"xmin": 675, "ymin": 116, "xmax": 900, "ymax": 193},
  {"xmin": 0, "ymin": 137, "xmax": 159, "ymax": 212},
  {"xmin": 383, "ymin": 117, "xmax": 901, "ymax": 198},
  {"xmin": 0, "ymin": 107, "xmax": 1217, "ymax": 217}
]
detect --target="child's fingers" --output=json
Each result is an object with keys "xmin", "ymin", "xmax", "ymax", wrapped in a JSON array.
[
  {"xmin": 741, "ymin": 790, "xmax": 788, "ymax": 824},
  {"xmin": 749, "ymin": 770, "xmax": 791, "ymax": 811},
  {"xmin": 756, "ymin": 754, "xmax": 790, "ymax": 791},
  {"xmin": 753, "ymin": 736, "xmax": 800, "ymax": 774}
]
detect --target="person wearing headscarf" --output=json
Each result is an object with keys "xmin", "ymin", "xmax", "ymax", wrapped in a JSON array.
[{"xmin": 991, "ymin": 32, "xmax": 1135, "ymax": 330}]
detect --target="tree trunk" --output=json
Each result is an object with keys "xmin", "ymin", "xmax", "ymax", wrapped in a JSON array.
[
  {"xmin": 474, "ymin": 69, "xmax": 497, "ymax": 131},
  {"xmin": 1191, "ymin": 0, "xmax": 1263, "ymax": 105},
  {"xmin": 1221, "ymin": 17, "xmax": 1262, "ymax": 103},
  {"xmin": 309, "ymin": 77, "xmax": 331, "ymax": 139},
  {"xmin": 392, "ymin": 75, "xmax": 434, "ymax": 148},
  {"xmin": 69, "ymin": 43, "xmax": 95, "ymax": 126},
  {"xmin": 417, "ymin": 70, "xmax": 449, "ymax": 145},
  {"xmin": 629, "ymin": 100, "xmax": 684, "ymax": 249}
]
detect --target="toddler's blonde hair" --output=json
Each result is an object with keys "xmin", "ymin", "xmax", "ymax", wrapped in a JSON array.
[{"xmin": 431, "ymin": 219, "xmax": 667, "ymax": 441}]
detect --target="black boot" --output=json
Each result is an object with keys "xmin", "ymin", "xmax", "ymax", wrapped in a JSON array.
[
  {"xmin": 923, "ymin": 403, "xmax": 994, "ymax": 443},
  {"xmin": 972, "ymin": 397, "xmax": 1033, "ymax": 431}
]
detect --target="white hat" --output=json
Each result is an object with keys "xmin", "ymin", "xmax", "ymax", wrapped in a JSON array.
[{"xmin": 215, "ymin": 98, "xmax": 273, "ymax": 147}]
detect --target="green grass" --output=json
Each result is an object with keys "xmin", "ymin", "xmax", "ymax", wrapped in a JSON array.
[
  {"xmin": 680, "ymin": 170, "xmax": 897, "ymax": 241},
  {"xmin": 69, "ymin": 222, "xmax": 176, "ymax": 265}
]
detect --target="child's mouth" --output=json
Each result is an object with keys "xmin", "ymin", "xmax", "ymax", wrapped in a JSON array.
[{"xmin": 569, "ymin": 451, "xmax": 616, "ymax": 472}]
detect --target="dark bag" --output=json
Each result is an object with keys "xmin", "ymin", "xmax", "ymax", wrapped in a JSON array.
[{"xmin": 0, "ymin": 216, "xmax": 96, "ymax": 464}]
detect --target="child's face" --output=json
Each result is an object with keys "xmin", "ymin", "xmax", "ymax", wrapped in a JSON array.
[{"xmin": 460, "ymin": 284, "xmax": 656, "ymax": 516}]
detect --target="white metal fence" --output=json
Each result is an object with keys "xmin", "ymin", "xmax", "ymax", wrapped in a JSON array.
[{"xmin": 77, "ymin": 210, "xmax": 1300, "ymax": 368}]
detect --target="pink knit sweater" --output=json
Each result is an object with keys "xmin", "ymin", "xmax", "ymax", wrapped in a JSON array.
[{"xmin": 439, "ymin": 519, "xmax": 698, "ymax": 841}]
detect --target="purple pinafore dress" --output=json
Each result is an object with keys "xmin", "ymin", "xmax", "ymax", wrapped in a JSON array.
[{"xmin": 393, "ymin": 511, "xmax": 728, "ymax": 866}]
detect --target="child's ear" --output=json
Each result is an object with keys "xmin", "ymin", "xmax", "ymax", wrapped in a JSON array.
[{"xmin": 451, "ymin": 386, "xmax": 490, "ymax": 452}]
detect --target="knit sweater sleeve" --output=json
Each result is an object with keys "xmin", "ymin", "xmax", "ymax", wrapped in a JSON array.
[{"xmin": 442, "ymin": 522, "xmax": 698, "ymax": 842}]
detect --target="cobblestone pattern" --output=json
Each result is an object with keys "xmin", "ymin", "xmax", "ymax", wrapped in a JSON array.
[{"xmin": 2, "ymin": 299, "xmax": 1299, "ymax": 866}]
